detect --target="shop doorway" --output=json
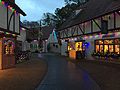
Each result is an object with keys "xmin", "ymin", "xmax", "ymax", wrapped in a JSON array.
[{"xmin": 67, "ymin": 41, "xmax": 85, "ymax": 59}]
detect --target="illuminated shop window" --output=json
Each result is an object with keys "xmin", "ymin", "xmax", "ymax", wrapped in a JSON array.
[
  {"xmin": 109, "ymin": 45, "xmax": 114, "ymax": 52},
  {"xmin": 99, "ymin": 40, "xmax": 103, "ymax": 44},
  {"xmin": 75, "ymin": 42, "xmax": 83, "ymax": 51},
  {"xmin": 104, "ymin": 40, "xmax": 113, "ymax": 44},
  {"xmin": 4, "ymin": 40, "xmax": 15, "ymax": 54},
  {"xmin": 104, "ymin": 45, "xmax": 108, "ymax": 53},
  {"xmin": 100, "ymin": 45, "xmax": 103, "ymax": 52},
  {"xmin": 95, "ymin": 38, "xmax": 120, "ymax": 54},
  {"xmin": 67, "ymin": 42, "xmax": 75, "ymax": 51},
  {"xmin": 96, "ymin": 45, "xmax": 99, "ymax": 52},
  {"xmin": 115, "ymin": 45, "xmax": 119, "ymax": 54},
  {"xmin": 115, "ymin": 39, "xmax": 120, "ymax": 44}
]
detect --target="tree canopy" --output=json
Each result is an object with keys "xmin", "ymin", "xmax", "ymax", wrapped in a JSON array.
[{"xmin": 22, "ymin": 0, "xmax": 89, "ymax": 29}]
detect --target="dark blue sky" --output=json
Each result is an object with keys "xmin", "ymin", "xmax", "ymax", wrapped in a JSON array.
[{"xmin": 16, "ymin": 0, "xmax": 65, "ymax": 21}]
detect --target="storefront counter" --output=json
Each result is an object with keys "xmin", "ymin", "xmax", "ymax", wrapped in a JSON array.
[{"xmin": 69, "ymin": 50, "xmax": 76, "ymax": 59}]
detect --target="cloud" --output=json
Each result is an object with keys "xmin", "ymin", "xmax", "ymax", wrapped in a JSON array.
[{"xmin": 16, "ymin": 0, "xmax": 65, "ymax": 21}]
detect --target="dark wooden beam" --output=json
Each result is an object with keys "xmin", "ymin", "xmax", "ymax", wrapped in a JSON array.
[
  {"xmin": 78, "ymin": 24, "xmax": 84, "ymax": 34},
  {"xmin": 71, "ymin": 27, "xmax": 75, "ymax": 36},
  {"xmin": 91, "ymin": 20, "xmax": 93, "ymax": 33},
  {"xmin": 93, "ymin": 19, "xmax": 101, "ymax": 30},
  {"xmin": 13, "ymin": 14, "xmax": 15, "ymax": 32},
  {"xmin": 72, "ymin": 26, "xmax": 77, "ymax": 36},
  {"xmin": 76, "ymin": 26, "xmax": 79, "ymax": 35},
  {"xmin": 114, "ymin": 12, "xmax": 116, "ymax": 28},
  {"xmin": 64, "ymin": 29, "xmax": 68, "ymax": 37}
]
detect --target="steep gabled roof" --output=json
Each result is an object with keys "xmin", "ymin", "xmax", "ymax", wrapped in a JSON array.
[
  {"xmin": 41, "ymin": 26, "xmax": 54, "ymax": 40},
  {"xmin": 3, "ymin": 0, "xmax": 26, "ymax": 16},
  {"xmin": 58, "ymin": 0, "xmax": 120, "ymax": 31}
]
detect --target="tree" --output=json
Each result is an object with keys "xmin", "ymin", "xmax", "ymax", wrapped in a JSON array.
[
  {"xmin": 64, "ymin": 0, "xmax": 88, "ymax": 5},
  {"xmin": 41, "ymin": 12, "xmax": 57, "ymax": 26}
]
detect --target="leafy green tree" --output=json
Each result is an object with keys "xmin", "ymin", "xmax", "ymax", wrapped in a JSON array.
[
  {"xmin": 64, "ymin": 0, "xmax": 88, "ymax": 5},
  {"xmin": 41, "ymin": 12, "xmax": 57, "ymax": 26}
]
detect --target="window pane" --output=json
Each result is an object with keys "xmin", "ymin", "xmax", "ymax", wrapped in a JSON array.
[
  {"xmin": 96, "ymin": 45, "xmax": 99, "ymax": 52},
  {"xmin": 109, "ymin": 45, "xmax": 114, "ymax": 52},
  {"xmin": 114, "ymin": 39, "xmax": 120, "ymax": 44},
  {"xmin": 100, "ymin": 45, "xmax": 103, "ymax": 52},
  {"xmin": 115, "ymin": 45, "xmax": 120, "ymax": 54},
  {"xmin": 99, "ymin": 40, "xmax": 103, "ymax": 44},
  {"xmin": 104, "ymin": 45, "xmax": 108, "ymax": 53},
  {"xmin": 104, "ymin": 40, "xmax": 113, "ymax": 44}
]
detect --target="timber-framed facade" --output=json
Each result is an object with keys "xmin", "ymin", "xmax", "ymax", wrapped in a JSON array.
[
  {"xmin": 57, "ymin": 0, "xmax": 120, "ymax": 59},
  {"xmin": 0, "ymin": 0, "xmax": 26, "ymax": 69}
]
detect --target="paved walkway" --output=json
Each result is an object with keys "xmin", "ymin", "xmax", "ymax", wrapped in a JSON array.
[
  {"xmin": 36, "ymin": 53, "xmax": 100, "ymax": 90},
  {"xmin": 0, "ymin": 53, "xmax": 47, "ymax": 90}
]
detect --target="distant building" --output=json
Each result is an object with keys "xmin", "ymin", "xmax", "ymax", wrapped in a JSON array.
[{"xmin": 17, "ymin": 25, "xmax": 30, "ymax": 51}]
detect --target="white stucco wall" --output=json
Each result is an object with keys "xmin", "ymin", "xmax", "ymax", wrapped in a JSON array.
[
  {"xmin": 17, "ymin": 29, "xmax": 26, "ymax": 41},
  {"xmin": 61, "ymin": 41, "xmax": 67, "ymax": 56},
  {"xmin": 0, "ymin": 4, "xmax": 20, "ymax": 33}
]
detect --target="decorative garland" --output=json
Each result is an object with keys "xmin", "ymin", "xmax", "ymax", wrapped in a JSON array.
[{"xmin": 0, "ymin": 0, "xmax": 18, "ymax": 15}]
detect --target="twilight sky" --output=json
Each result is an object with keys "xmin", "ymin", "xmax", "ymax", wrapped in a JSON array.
[{"xmin": 16, "ymin": 0, "xmax": 65, "ymax": 21}]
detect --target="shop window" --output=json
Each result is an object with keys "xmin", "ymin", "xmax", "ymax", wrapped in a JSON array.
[
  {"xmin": 114, "ymin": 39, "xmax": 120, "ymax": 44},
  {"xmin": 104, "ymin": 40, "xmax": 113, "ymax": 44},
  {"xmin": 115, "ymin": 45, "xmax": 120, "ymax": 54},
  {"xmin": 104, "ymin": 45, "xmax": 108, "ymax": 53},
  {"xmin": 68, "ymin": 42, "xmax": 75, "ymax": 51},
  {"xmin": 109, "ymin": 45, "xmax": 114, "ymax": 52},
  {"xmin": 4, "ymin": 39, "xmax": 15, "ymax": 55},
  {"xmin": 75, "ymin": 42, "xmax": 83, "ymax": 51},
  {"xmin": 99, "ymin": 40, "xmax": 103, "ymax": 44},
  {"xmin": 100, "ymin": 45, "xmax": 103, "ymax": 52},
  {"xmin": 96, "ymin": 45, "xmax": 99, "ymax": 52},
  {"xmin": 96, "ymin": 40, "xmax": 99, "ymax": 44},
  {"xmin": 95, "ymin": 38, "xmax": 120, "ymax": 55}
]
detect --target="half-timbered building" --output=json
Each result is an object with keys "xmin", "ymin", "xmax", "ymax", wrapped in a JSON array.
[
  {"xmin": 57, "ymin": 0, "xmax": 120, "ymax": 59},
  {"xmin": 0, "ymin": 0, "xmax": 26, "ymax": 69}
]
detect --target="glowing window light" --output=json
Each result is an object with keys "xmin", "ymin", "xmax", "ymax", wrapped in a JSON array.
[
  {"xmin": 6, "ymin": 32, "xmax": 10, "ymax": 35},
  {"xmin": 12, "ymin": 34, "xmax": 16, "ymax": 37},
  {"xmin": 84, "ymin": 36, "xmax": 88, "ymax": 39},
  {"xmin": 95, "ymin": 35, "xmax": 98, "ymax": 38},
  {"xmin": 89, "ymin": 35, "xmax": 93, "ymax": 39}
]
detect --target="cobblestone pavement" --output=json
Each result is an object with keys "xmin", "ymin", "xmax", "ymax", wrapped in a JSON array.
[{"xmin": 36, "ymin": 53, "xmax": 100, "ymax": 90}]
